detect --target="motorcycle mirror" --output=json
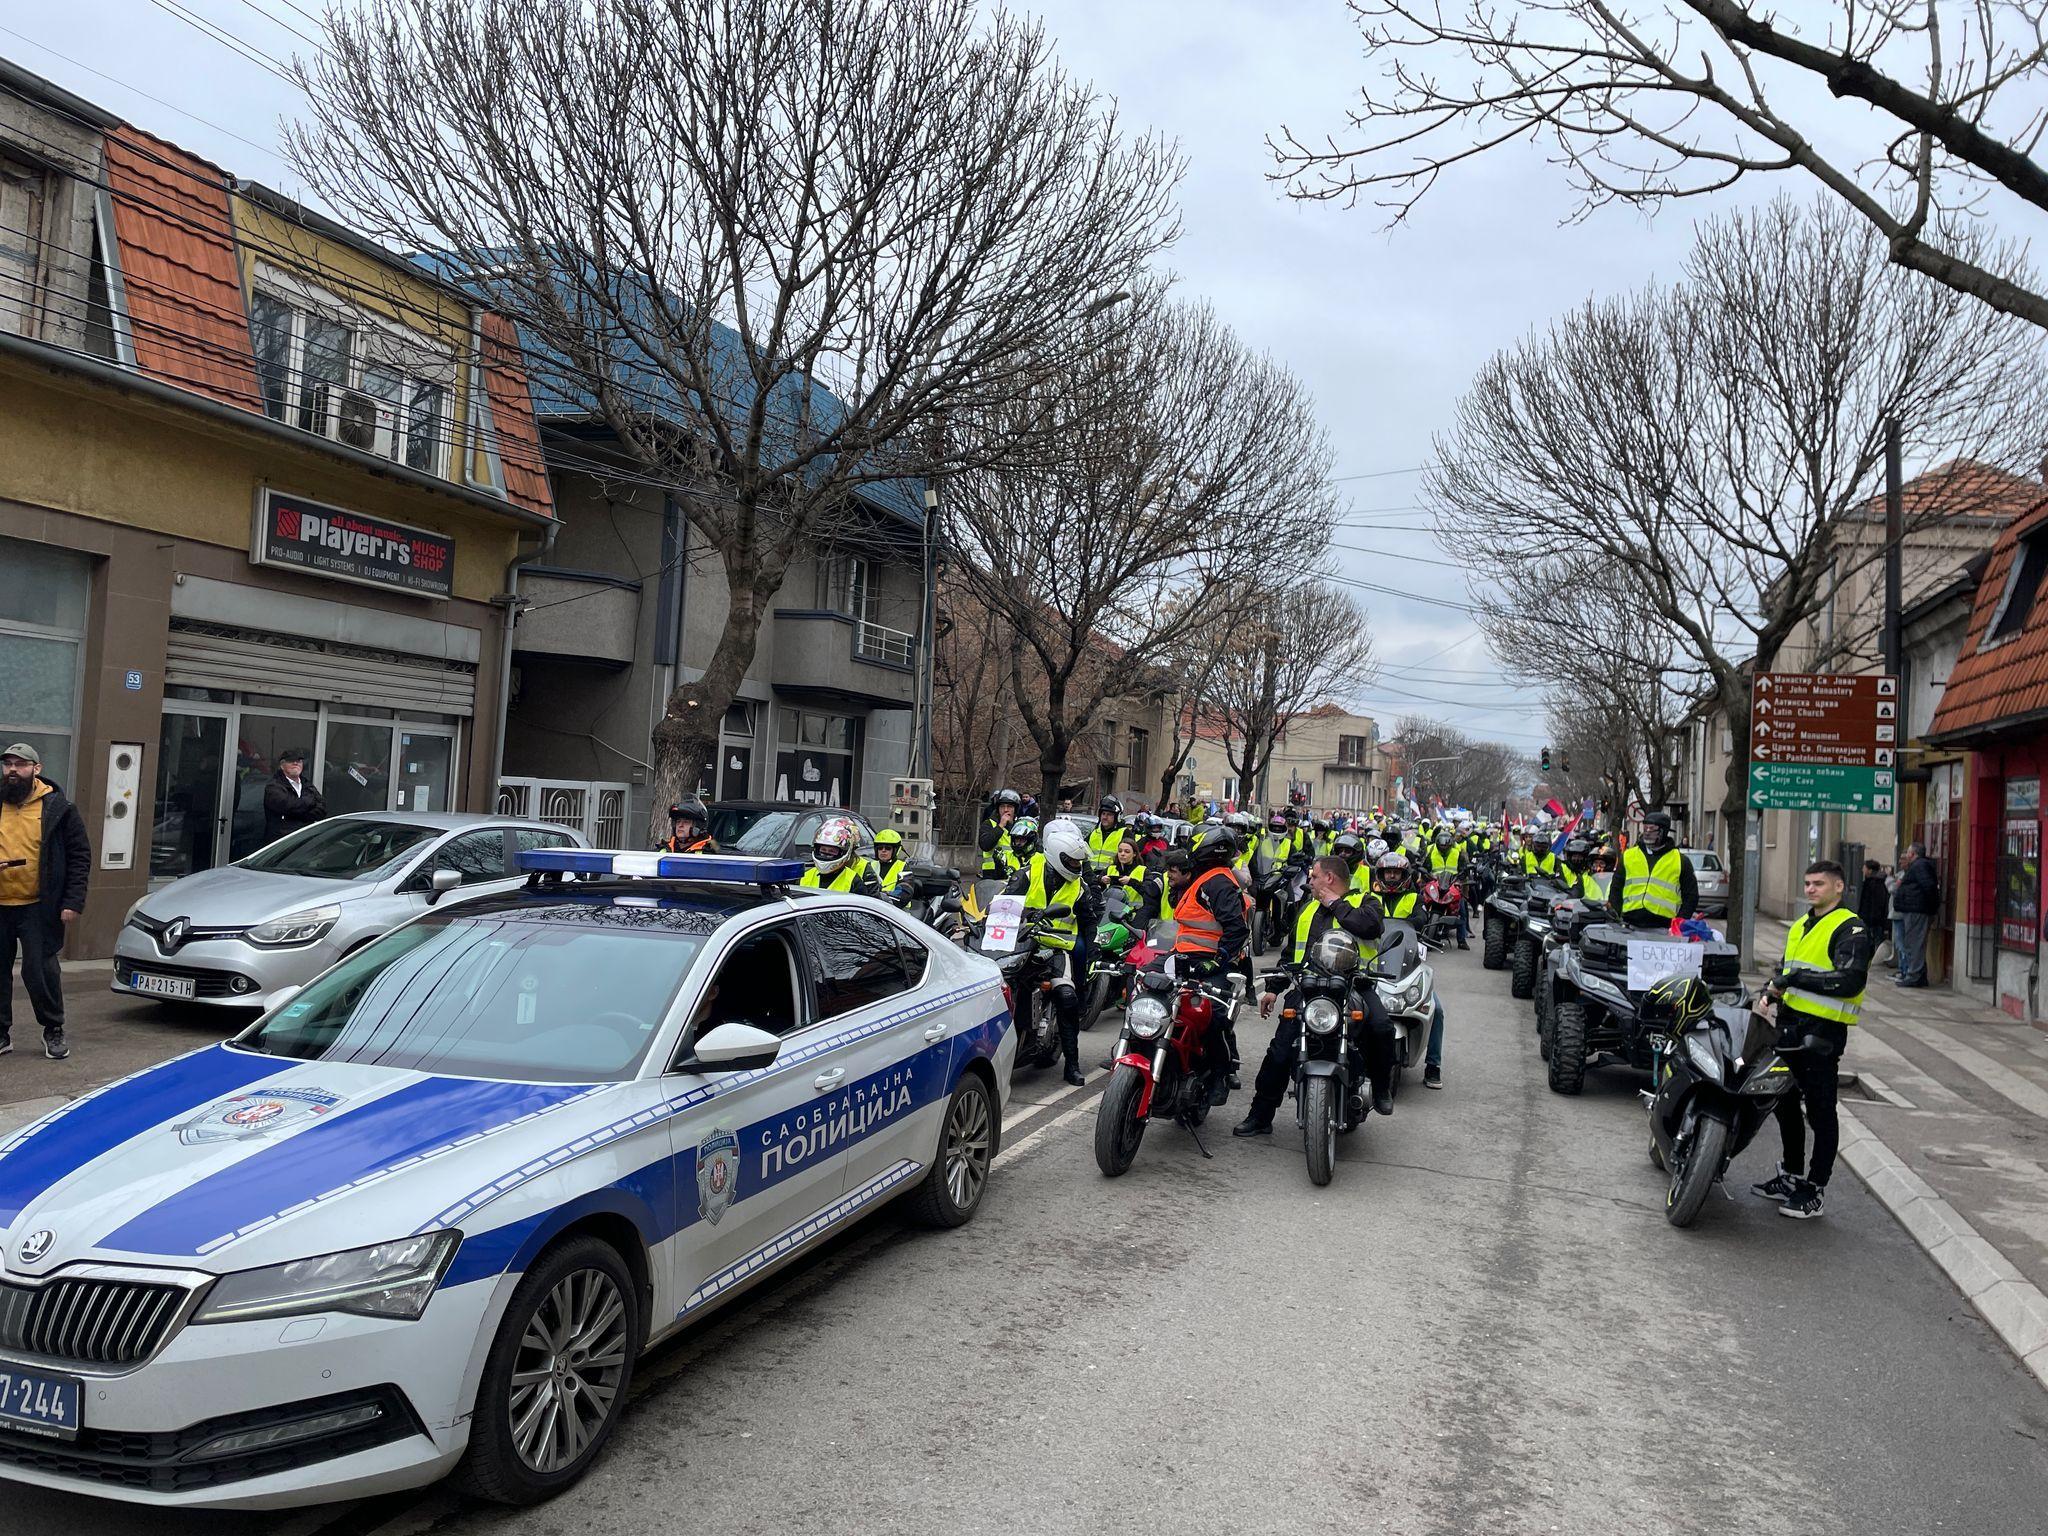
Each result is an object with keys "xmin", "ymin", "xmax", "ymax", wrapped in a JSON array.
[
  {"xmin": 1044, "ymin": 903, "xmax": 1072, "ymax": 919},
  {"xmin": 941, "ymin": 894, "xmax": 963, "ymax": 912}
]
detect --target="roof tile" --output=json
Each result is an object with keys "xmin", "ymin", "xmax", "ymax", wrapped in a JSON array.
[{"xmin": 1929, "ymin": 490, "xmax": 2048, "ymax": 741}]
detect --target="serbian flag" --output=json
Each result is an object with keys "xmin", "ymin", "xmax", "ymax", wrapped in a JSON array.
[{"xmin": 1543, "ymin": 797, "xmax": 1568, "ymax": 821}]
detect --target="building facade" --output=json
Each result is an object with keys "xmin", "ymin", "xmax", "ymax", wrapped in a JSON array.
[{"xmin": 0, "ymin": 63, "xmax": 554, "ymax": 957}]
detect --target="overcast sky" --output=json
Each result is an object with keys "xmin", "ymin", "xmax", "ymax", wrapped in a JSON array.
[{"xmin": 11, "ymin": 0, "xmax": 1771, "ymax": 760}]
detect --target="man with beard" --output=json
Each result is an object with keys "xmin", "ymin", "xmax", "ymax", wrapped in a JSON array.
[{"xmin": 0, "ymin": 744, "xmax": 90, "ymax": 1060}]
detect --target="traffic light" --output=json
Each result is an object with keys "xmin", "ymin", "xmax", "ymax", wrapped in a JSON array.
[
  {"xmin": 1540, "ymin": 746, "xmax": 1552, "ymax": 773},
  {"xmin": 1560, "ymin": 751, "xmax": 1570, "ymax": 773}
]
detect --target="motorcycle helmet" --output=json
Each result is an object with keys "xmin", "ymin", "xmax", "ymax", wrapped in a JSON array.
[
  {"xmin": 1374, "ymin": 850, "xmax": 1412, "ymax": 893},
  {"xmin": 1332, "ymin": 832, "xmax": 1364, "ymax": 868},
  {"xmin": 667, "ymin": 796, "xmax": 708, "ymax": 834},
  {"xmin": 1268, "ymin": 811, "xmax": 1289, "ymax": 834},
  {"xmin": 1434, "ymin": 828, "xmax": 1456, "ymax": 850},
  {"xmin": 1098, "ymin": 794, "xmax": 1123, "ymax": 820},
  {"xmin": 1308, "ymin": 928, "xmax": 1361, "ymax": 978},
  {"xmin": 1562, "ymin": 835, "xmax": 1593, "ymax": 865},
  {"xmin": 1133, "ymin": 813, "xmax": 1159, "ymax": 837},
  {"xmin": 874, "ymin": 828, "xmax": 903, "ymax": 855},
  {"xmin": 1639, "ymin": 973, "xmax": 1713, "ymax": 1033},
  {"xmin": 992, "ymin": 788, "xmax": 1022, "ymax": 811},
  {"xmin": 1640, "ymin": 809, "xmax": 1674, "ymax": 848},
  {"xmin": 811, "ymin": 816, "xmax": 861, "ymax": 873},
  {"xmin": 1043, "ymin": 820, "xmax": 1089, "ymax": 882},
  {"xmin": 1191, "ymin": 822, "xmax": 1239, "ymax": 870},
  {"xmin": 1365, "ymin": 836, "xmax": 1390, "ymax": 861},
  {"xmin": 1008, "ymin": 816, "xmax": 1041, "ymax": 857}
]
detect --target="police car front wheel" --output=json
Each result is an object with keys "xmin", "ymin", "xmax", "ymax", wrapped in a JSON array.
[{"xmin": 460, "ymin": 1235, "xmax": 643, "ymax": 1504}]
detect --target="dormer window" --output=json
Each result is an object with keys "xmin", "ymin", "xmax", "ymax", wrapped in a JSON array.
[{"xmin": 1986, "ymin": 529, "xmax": 2048, "ymax": 646}]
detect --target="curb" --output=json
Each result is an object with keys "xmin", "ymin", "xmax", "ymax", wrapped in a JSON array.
[{"xmin": 1841, "ymin": 1107, "xmax": 2048, "ymax": 1386}]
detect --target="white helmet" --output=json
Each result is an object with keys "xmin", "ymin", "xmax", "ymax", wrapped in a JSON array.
[
  {"xmin": 1042, "ymin": 820, "xmax": 1089, "ymax": 882},
  {"xmin": 1365, "ymin": 836, "xmax": 1390, "ymax": 861},
  {"xmin": 811, "ymin": 816, "xmax": 860, "ymax": 873}
]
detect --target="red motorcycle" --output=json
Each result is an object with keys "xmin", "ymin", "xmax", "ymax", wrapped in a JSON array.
[
  {"xmin": 1420, "ymin": 875, "xmax": 1466, "ymax": 949},
  {"xmin": 1094, "ymin": 935, "xmax": 1237, "ymax": 1176}
]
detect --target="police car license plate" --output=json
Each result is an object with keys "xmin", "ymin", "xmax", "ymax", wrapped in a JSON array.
[
  {"xmin": 131, "ymin": 971, "xmax": 195, "ymax": 1000},
  {"xmin": 0, "ymin": 1366, "xmax": 80, "ymax": 1439}
]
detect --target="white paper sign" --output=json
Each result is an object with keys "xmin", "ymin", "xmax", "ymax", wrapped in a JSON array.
[
  {"xmin": 1627, "ymin": 940, "xmax": 1702, "ymax": 992},
  {"xmin": 982, "ymin": 894, "xmax": 1028, "ymax": 954}
]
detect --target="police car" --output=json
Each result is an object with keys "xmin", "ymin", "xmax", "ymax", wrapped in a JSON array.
[{"xmin": 0, "ymin": 851, "xmax": 1011, "ymax": 1508}]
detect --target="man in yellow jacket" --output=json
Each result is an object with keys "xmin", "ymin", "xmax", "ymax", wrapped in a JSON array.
[{"xmin": 0, "ymin": 744, "xmax": 89, "ymax": 1060}]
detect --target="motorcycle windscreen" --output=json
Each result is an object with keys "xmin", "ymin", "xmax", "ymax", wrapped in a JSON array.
[
  {"xmin": 1373, "ymin": 923, "xmax": 1419, "ymax": 979},
  {"xmin": 1720, "ymin": 1003, "xmax": 1777, "ymax": 1063}
]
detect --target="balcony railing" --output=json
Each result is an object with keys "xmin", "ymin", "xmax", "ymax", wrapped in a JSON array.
[{"xmin": 856, "ymin": 619, "xmax": 916, "ymax": 668}]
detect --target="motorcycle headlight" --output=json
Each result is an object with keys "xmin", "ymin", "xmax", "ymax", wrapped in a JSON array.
[
  {"xmin": 245, "ymin": 904, "xmax": 342, "ymax": 948},
  {"xmin": 1399, "ymin": 974, "xmax": 1427, "ymax": 1009},
  {"xmin": 193, "ymin": 1230, "xmax": 460, "ymax": 1324},
  {"xmin": 1304, "ymin": 997, "xmax": 1341, "ymax": 1035},
  {"xmin": 1684, "ymin": 1034, "xmax": 1720, "ymax": 1079},
  {"xmin": 1127, "ymin": 996, "xmax": 1170, "ymax": 1039}
]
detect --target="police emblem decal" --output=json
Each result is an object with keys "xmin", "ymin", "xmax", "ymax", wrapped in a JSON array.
[
  {"xmin": 697, "ymin": 1127, "xmax": 741, "ymax": 1226},
  {"xmin": 176, "ymin": 1085, "xmax": 346, "ymax": 1146}
]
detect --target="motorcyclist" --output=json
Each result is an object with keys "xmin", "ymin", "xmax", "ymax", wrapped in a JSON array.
[
  {"xmin": 1107, "ymin": 835, "xmax": 1162, "ymax": 915},
  {"xmin": 1614, "ymin": 810, "xmax": 1697, "ymax": 929},
  {"xmin": 1558, "ymin": 835, "xmax": 1604, "ymax": 903},
  {"xmin": 799, "ymin": 816, "xmax": 880, "ymax": 895},
  {"xmin": 1228, "ymin": 811, "xmax": 1261, "ymax": 875},
  {"xmin": 1004, "ymin": 819, "xmax": 1099, "ymax": 1086},
  {"xmin": 1517, "ymin": 824, "xmax": 1558, "ymax": 879},
  {"xmin": 1150, "ymin": 823, "xmax": 1250, "ymax": 1101},
  {"xmin": 1087, "ymin": 794, "xmax": 1126, "ymax": 872},
  {"xmin": 872, "ymin": 828, "xmax": 908, "ymax": 898},
  {"xmin": 1332, "ymin": 831, "xmax": 1370, "ymax": 897},
  {"xmin": 1006, "ymin": 815, "xmax": 1042, "ymax": 874},
  {"xmin": 1422, "ymin": 827, "xmax": 1472, "ymax": 949},
  {"xmin": 1132, "ymin": 813, "xmax": 1170, "ymax": 869},
  {"xmin": 658, "ymin": 797, "xmax": 718, "ymax": 854},
  {"xmin": 1235, "ymin": 853, "xmax": 1395, "ymax": 1137},
  {"xmin": 979, "ymin": 789, "xmax": 1022, "ymax": 878},
  {"xmin": 1375, "ymin": 850, "xmax": 1448, "ymax": 1090}
]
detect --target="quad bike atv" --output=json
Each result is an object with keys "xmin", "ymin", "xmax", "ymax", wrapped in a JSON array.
[{"xmin": 1544, "ymin": 921, "xmax": 1742, "ymax": 1095}]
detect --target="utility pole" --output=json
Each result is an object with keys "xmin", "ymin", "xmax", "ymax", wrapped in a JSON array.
[{"xmin": 1884, "ymin": 417, "xmax": 1905, "ymax": 861}]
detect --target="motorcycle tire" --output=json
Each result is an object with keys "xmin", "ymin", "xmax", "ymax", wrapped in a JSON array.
[
  {"xmin": 1509, "ymin": 936, "xmax": 1537, "ymax": 1000},
  {"xmin": 1094, "ymin": 1063, "xmax": 1149, "ymax": 1177},
  {"xmin": 1303, "ymin": 1075, "xmax": 1337, "ymax": 1188},
  {"xmin": 1482, "ymin": 916, "xmax": 1507, "ymax": 971},
  {"xmin": 1079, "ymin": 970, "xmax": 1115, "ymax": 1032},
  {"xmin": 1548, "ymin": 1000, "xmax": 1589, "ymax": 1095},
  {"xmin": 1249, "ymin": 908, "xmax": 1267, "ymax": 959},
  {"xmin": 1665, "ymin": 1114, "xmax": 1729, "ymax": 1228}
]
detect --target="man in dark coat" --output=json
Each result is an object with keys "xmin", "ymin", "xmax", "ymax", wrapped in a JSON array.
[
  {"xmin": 1857, "ymin": 860, "xmax": 1891, "ymax": 926},
  {"xmin": 1892, "ymin": 843, "xmax": 1940, "ymax": 988},
  {"xmin": 0, "ymin": 743, "xmax": 91, "ymax": 1059},
  {"xmin": 261, "ymin": 749, "xmax": 326, "ymax": 844}
]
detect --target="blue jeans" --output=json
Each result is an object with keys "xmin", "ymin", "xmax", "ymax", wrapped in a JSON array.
[
  {"xmin": 1894, "ymin": 911, "xmax": 1930, "ymax": 985},
  {"xmin": 1425, "ymin": 997, "xmax": 1445, "ymax": 1069}
]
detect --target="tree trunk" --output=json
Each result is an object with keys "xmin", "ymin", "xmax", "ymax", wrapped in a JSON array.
[
  {"xmin": 646, "ymin": 574, "xmax": 771, "ymax": 843},
  {"xmin": 1719, "ymin": 680, "xmax": 1755, "ymax": 955}
]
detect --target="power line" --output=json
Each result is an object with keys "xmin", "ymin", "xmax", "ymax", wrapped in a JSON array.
[
  {"xmin": 143, "ymin": 0, "xmax": 301, "ymax": 87},
  {"xmin": 219, "ymin": 0, "xmax": 322, "ymax": 50},
  {"xmin": 1331, "ymin": 464, "xmax": 1435, "ymax": 483}
]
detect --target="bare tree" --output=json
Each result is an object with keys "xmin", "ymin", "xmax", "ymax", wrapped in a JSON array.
[
  {"xmin": 1152, "ymin": 598, "xmax": 1247, "ymax": 811},
  {"xmin": 1393, "ymin": 716, "xmax": 1521, "ymax": 813},
  {"xmin": 942, "ymin": 290, "xmax": 1338, "ymax": 807},
  {"xmin": 1426, "ymin": 196, "xmax": 2048, "ymax": 944},
  {"xmin": 1273, "ymin": 0, "xmax": 2048, "ymax": 329},
  {"xmin": 288, "ymin": 0, "xmax": 1183, "ymax": 834},
  {"xmin": 1210, "ymin": 578, "xmax": 1377, "ymax": 807}
]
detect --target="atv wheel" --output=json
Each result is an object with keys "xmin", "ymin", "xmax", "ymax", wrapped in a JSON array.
[
  {"xmin": 1665, "ymin": 1114, "xmax": 1729, "ymax": 1228},
  {"xmin": 1509, "ymin": 936, "xmax": 1537, "ymax": 999},
  {"xmin": 1482, "ymin": 915, "xmax": 1507, "ymax": 970},
  {"xmin": 1547, "ymin": 1000, "xmax": 1589, "ymax": 1095}
]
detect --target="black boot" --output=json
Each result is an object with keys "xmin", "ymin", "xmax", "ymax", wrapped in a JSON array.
[
  {"xmin": 1232, "ymin": 1112, "xmax": 1272, "ymax": 1137},
  {"xmin": 1371, "ymin": 1078, "xmax": 1394, "ymax": 1116},
  {"xmin": 1057, "ymin": 997, "xmax": 1084, "ymax": 1087}
]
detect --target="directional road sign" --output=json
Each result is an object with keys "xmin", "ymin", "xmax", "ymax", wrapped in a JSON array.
[{"xmin": 1747, "ymin": 672, "xmax": 1898, "ymax": 813}]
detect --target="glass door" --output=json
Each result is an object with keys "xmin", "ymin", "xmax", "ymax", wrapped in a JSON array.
[
  {"xmin": 153, "ymin": 712, "xmax": 228, "ymax": 882},
  {"xmin": 395, "ymin": 729, "xmax": 454, "ymax": 815},
  {"xmin": 231, "ymin": 712, "xmax": 318, "ymax": 860},
  {"xmin": 322, "ymin": 718, "xmax": 396, "ymax": 817}
]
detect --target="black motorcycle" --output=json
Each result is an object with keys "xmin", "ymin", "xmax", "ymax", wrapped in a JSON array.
[
  {"xmin": 975, "ymin": 903, "xmax": 1075, "ymax": 1071},
  {"xmin": 1249, "ymin": 852, "xmax": 1305, "ymax": 956},
  {"xmin": 1646, "ymin": 992, "xmax": 1818, "ymax": 1228}
]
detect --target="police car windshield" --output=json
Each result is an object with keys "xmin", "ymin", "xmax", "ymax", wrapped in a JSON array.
[
  {"xmin": 238, "ymin": 818, "xmax": 439, "ymax": 881},
  {"xmin": 234, "ymin": 908, "xmax": 706, "ymax": 1081}
]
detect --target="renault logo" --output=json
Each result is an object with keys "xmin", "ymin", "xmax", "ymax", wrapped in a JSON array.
[
  {"xmin": 161, "ymin": 917, "xmax": 190, "ymax": 954},
  {"xmin": 18, "ymin": 1230, "xmax": 53, "ymax": 1264}
]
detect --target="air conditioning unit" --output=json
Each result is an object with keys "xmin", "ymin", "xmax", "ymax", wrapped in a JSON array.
[{"xmin": 335, "ymin": 388, "xmax": 380, "ymax": 451}]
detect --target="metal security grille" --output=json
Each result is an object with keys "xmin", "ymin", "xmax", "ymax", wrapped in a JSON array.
[
  {"xmin": 166, "ymin": 619, "xmax": 478, "ymax": 716},
  {"xmin": 0, "ymin": 1277, "xmax": 187, "ymax": 1366}
]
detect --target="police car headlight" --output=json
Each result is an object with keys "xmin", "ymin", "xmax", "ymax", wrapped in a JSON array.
[
  {"xmin": 1304, "ymin": 997, "xmax": 1341, "ymax": 1035},
  {"xmin": 1127, "ymin": 996, "xmax": 1169, "ymax": 1039},
  {"xmin": 245, "ymin": 904, "xmax": 342, "ymax": 948},
  {"xmin": 193, "ymin": 1230, "xmax": 461, "ymax": 1324}
]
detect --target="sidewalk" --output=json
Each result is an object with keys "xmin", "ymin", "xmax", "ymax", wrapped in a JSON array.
[{"xmin": 1751, "ymin": 912, "xmax": 2048, "ymax": 1386}]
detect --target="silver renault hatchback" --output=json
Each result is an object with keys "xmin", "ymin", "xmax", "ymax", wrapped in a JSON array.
[{"xmin": 112, "ymin": 812, "xmax": 588, "ymax": 1008}]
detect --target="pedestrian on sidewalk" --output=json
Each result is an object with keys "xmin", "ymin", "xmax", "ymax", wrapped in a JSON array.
[
  {"xmin": 0, "ymin": 744, "xmax": 90, "ymax": 1061},
  {"xmin": 1857, "ymin": 859, "xmax": 1889, "ymax": 924},
  {"xmin": 1752, "ymin": 860, "xmax": 1871, "ymax": 1221},
  {"xmin": 261, "ymin": 748, "xmax": 325, "ymax": 844},
  {"xmin": 1893, "ymin": 843, "xmax": 1939, "ymax": 989}
]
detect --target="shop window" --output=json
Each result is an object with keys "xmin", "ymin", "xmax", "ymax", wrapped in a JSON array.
[
  {"xmin": 0, "ymin": 537, "xmax": 88, "ymax": 787},
  {"xmin": 775, "ymin": 708, "xmax": 858, "ymax": 806},
  {"xmin": 1998, "ymin": 778, "xmax": 2040, "ymax": 954}
]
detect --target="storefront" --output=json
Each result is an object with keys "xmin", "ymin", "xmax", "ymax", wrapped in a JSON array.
[{"xmin": 771, "ymin": 706, "xmax": 861, "ymax": 807}]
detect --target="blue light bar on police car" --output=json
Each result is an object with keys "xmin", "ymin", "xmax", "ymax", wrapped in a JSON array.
[{"xmin": 517, "ymin": 849, "xmax": 807, "ymax": 884}]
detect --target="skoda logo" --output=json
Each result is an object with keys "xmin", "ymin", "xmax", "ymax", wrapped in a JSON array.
[
  {"xmin": 161, "ymin": 917, "xmax": 190, "ymax": 954},
  {"xmin": 18, "ymin": 1230, "xmax": 53, "ymax": 1264}
]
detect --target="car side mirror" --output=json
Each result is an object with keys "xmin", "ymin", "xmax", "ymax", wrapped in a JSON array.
[
  {"xmin": 687, "ymin": 1021, "xmax": 782, "ymax": 1073},
  {"xmin": 426, "ymin": 868, "xmax": 462, "ymax": 904},
  {"xmin": 264, "ymin": 984, "xmax": 301, "ymax": 1014}
]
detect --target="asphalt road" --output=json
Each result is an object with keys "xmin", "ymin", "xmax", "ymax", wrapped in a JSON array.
[{"xmin": 7, "ymin": 947, "xmax": 2048, "ymax": 1536}]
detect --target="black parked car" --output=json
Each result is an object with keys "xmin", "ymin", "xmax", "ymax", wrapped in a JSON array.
[{"xmin": 706, "ymin": 801, "xmax": 877, "ymax": 860}]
